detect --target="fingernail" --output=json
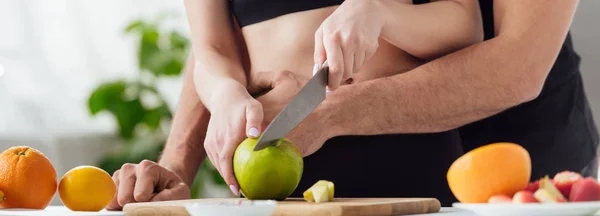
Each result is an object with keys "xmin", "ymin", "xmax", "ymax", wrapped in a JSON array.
[
  {"xmin": 312, "ymin": 64, "xmax": 319, "ymax": 76},
  {"xmin": 248, "ymin": 127, "xmax": 259, "ymax": 137},
  {"xmin": 230, "ymin": 185, "xmax": 240, "ymax": 196}
]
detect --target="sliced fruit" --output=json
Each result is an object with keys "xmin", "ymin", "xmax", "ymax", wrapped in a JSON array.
[
  {"xmin": 553, "ymin": 171, "xmax": 583, "ymax": 198},
  {"xmin": 523, "ymin": 180, "xmax": 540, "ymax": 193},
  {"xmin": 488, "ymin": 194, "xmax": 512, "ymax": 203},
  {"xmin": 538, "ymin": 176, "xmax": 567, "ymax": 202},
  {"xmin": 311, "ymin": 186, "xmax": 329, "ymax": 203},
  {"xmin": 513, "ymin": 191, "xmax": 538, "ymax": 203},
  {"xmin": 303, "ymin": 180, "xmax": 335, "ymax": 202},
  {"xmin": 534, "ymin": 189, "xmax": 566, "ymax": 203},
  {"xmin": 569, "ymin": 177, "xmax": 600, "ymax": 202},
  {"xmin": 446, "ymin": 143, "xmax": 531, "ymax": 203}
]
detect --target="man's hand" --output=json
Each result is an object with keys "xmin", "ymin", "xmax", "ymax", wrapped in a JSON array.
[
  {"xmin": 106, "ymin": 160, "xmax": 190, "ymax": 210},
  {"xmin": 249, "ymin": 71, "xmax": 332, "ymax": 156},
  {"xmin": 249, "ymin": 71, "xmax": 308, "ymax": 127}
]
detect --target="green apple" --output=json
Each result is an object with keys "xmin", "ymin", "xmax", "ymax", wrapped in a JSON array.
[{"xmin": 233, "ymin": 137, "xmax": 303, "ymax": 200}]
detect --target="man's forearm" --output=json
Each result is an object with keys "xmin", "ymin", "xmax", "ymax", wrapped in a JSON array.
[
  {"xmin": 159, "ymin": 54, "xmax": 210, "ymax": 187},
  {"xmin": 377, "ymin": 0, "xmax": 483, "ymax": 59},
  {"xmin": 324, "ymin": 0, "xmax": 578, "ymax": 137},
  {"xmin": 324, "ymin": 38, "xmax": 519, "ymax": 136}
]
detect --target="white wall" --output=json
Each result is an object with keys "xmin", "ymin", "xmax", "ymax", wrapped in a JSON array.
[
  {"xmin": 572, "ymin": 1, "xmax": 600, "ymax": 130},
  {"xmin": 0, "ymin": 0, "xmax": 187, "ymax": 138}
]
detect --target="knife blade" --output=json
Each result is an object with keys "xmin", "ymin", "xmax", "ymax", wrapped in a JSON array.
[{"xmin": 253, "ymin": 62, "xmax": 329, "ymax": 151}]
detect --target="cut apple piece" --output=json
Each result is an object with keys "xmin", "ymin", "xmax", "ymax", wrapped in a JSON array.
[
  {"xmin": 569, "ymin": 177, "xmax": 600, "ymax": 202},
  {"xmin": 303, "ymin": 180, "xmax": 335, "ymax": 203},
  {"xmin": 553, "ymin": 171, "xmax": 583, "ymax": 198},
  {"xmin": 311, "ymin": 185, "xmax": 329, "ymax": 203},
  {"xmin": 538, "ymin": 175, "xmax": 568, "ymax": 202},
  {"xmin": 534, "ymin": 189, "xmax": 567, "ymax": 203},
  {"xmin": 513, "ymin": 191, "xmax": 538, "ymax": 203},
  {"xmin": 303, "ymin": 190, "xmax": 315, "ymax": 202},
  {"xmin": 488, "ymin": 194, "xmax": 512, "ymax": 203}
]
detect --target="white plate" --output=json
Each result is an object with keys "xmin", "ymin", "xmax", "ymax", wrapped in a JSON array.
[
  {"xmin": 453, "ymin": 202, "xmax": 600, "ymax": 216},
  {"xmin": 184, "ymin": 200, "xmax": 277, "ymax": 216}
]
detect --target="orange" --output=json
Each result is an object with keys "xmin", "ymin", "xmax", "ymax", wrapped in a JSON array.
[
  {"xmin": 447, "ymin": 142, "xmax": 531, "ymax": 203},
  {"xmin": 58, "ymin": 166, "xmax": 116, "ymax": 211},
  {"xmin": 0, "ymin": 146, "xmax": 57, "ymax": 209}
]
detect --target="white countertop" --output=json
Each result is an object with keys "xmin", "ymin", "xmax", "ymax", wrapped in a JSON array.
[
  {"xmin": 0, "ymin": 206, "xmax": 473, "ymax": 216},
  {"xmin": 0, "ymin": 206, "xmax": 123, "ymax": 216}
]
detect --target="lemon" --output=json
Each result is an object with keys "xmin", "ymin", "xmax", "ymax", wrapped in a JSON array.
[
  {"xmin": 58, "ymin": 166, "xmax": 116, "ymax": 211},
  {"xmin": 233, "ymin": 137, "xmax": 303, "ymax": 200}
]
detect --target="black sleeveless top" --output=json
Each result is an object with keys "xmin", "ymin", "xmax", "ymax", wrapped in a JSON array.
[{"xmin": 229, "ymin": 0, "xmax": 599, "ymax": 206}]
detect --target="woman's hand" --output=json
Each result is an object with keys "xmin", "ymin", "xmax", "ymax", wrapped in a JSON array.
[
  {"xmin": 203, "ymin": 81, "xmax": 263, "ymax": 196},
  {"xmin": 314, "ymin": 0, "xmax": 384, "ymax": 91}
]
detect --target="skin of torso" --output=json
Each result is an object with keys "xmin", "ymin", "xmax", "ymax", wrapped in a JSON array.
[{"xmin": 240, "ymin": 5, "xmax": 422, "ymax": 84}]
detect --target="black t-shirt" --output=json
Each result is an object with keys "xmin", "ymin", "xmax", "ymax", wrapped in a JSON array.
[
  {"xmin": 291, "ymin": 0, "xmax": 599, "ymax": 207},
  {"xmin": 459, "ymin": 0, "xmax": 599, "ymax": 179}
]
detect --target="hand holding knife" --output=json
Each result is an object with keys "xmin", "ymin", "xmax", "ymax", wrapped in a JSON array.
[{"xmin": 253, "ymin": 61, "xmax": 330, "ymax": 151}]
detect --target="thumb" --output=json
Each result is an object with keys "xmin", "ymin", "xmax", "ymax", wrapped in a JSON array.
[
  {"xmin": 314, "ymin": 26, "xmax": 327, "ymax": 68},
  {"xmin": 245, "ymin": 99, "xmax": 263, "ymax": 138}
]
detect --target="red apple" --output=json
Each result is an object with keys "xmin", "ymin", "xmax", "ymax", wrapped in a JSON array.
[
  {"xmin": 513, "ymin": 191, "xmax": 538, "ymax": 203},
  {"xmin": 524, "ymin": 180, "xmax": 540, "ymax": 193},
  {"xmin": 553, "ymin": 171, "xmax": 583, "ymax": 198},
  {"xmin": 489, "ymin": 194, "xmax": 512, "ymax": 203},
  {"xmin": 569, "ymin": 177, "xmax": 600, "ymax": 202}
]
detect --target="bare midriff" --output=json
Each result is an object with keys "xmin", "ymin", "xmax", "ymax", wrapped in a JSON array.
[{"xmin": 240, "ymin": 6, "xmax": 423, "ymax": 85}]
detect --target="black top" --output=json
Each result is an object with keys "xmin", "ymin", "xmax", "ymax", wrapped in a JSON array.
[
  {"xmin": 228, "ymin": 0, "xmax": 599, "ymax": 206},
  {"xmin": 231, "ymin": 0, "xmax": 344, "ymax": 28}
]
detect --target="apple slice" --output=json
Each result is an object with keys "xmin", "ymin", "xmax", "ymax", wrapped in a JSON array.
[
  {"xmin": 534, "ymin": 176, "xmax": 568, "ymax": 203},
  {"xmin": 569, "ymin": 177, "xmax": 600, "ymax": 202},
  {"xmin": 303, "ymin": 180, "xmax": 335, "ymax": 202},
  {"xmin": 513, "ymin": 191, "xmax": 538, "ymax": 203},
  {"xmin": 553, "ymin": 171, "xmax": 583, "ymax": 198},
  {"xmin": 534, "ymin": 189, "xmax": 565, "ymax": 203},
  {"xmin": 488, "ymin": 194, "xmax": 512, "ymax": 203},
  {"xmin": 311, "ymin": 186, "xmax": 329, "ymax": 203}
]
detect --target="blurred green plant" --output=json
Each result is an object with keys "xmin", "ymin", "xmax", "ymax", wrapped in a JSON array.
[{"xmin": 87, "ymin": 17, "xmax": 226, "ymax": 198}]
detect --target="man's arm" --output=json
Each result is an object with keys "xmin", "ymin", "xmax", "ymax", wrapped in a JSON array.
[
  {"xmin": 322, "ymin": 0, "xmax": 579, "ymax": 137},
  {"xmin": 378, "ymin": 0, "xmax": 484, "ymax": 59},
  {"xmin": 158, "ymin": 53, "xmax": 210, "ymax": 187}
]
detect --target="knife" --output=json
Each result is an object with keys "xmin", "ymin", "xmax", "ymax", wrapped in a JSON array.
[{"xmin": 253, "ymin": 61, "xmax": 329, "ymax": 151}]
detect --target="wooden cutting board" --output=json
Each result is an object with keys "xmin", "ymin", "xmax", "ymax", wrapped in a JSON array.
[{"xmin": 123, "ymin": 197, "xmax": 440, "ymax": 216}]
